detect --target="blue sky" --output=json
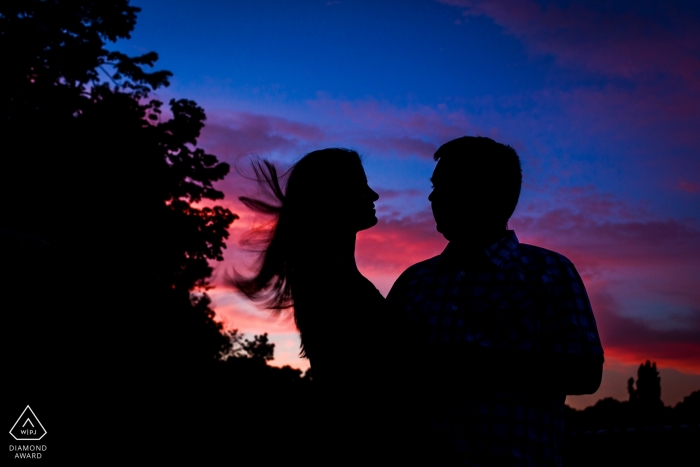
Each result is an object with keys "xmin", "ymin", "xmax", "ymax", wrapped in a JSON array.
[{"xmin": 114, "ymin": 0, "xmax": 700, "ymax": 407}]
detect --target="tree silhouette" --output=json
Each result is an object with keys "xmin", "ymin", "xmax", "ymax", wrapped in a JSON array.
[
  {"xmin": 221, "ymin": 330, "xmax": 275, "ymax": 362},
  {"xmin": 564, "ymin": 364, "xmax": 697, "ymax": 467},
  {"xmin": 628, "ymin": 360, "xmax": 663, "ymax": 409},
  {"xmin": 242, "ymin": 333, "xmax": 276, "ymax": 362},
  {"xmin": 0, "ymin": 0, "xmax": 236, "ymax": 370}
]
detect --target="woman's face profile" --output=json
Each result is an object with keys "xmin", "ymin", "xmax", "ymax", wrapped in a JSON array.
[
  {"xmin": 337, "ymin": 161, "xmax": 379, "ymax": 233},
  {"xmin": 291, "ymin": 152, "xmax": 379, "ymax": 234}
]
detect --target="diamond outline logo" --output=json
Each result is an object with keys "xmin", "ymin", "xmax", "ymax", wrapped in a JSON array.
[{"xmin": 9, "ymin": 406, "xmax": 47, "ymax": 441}]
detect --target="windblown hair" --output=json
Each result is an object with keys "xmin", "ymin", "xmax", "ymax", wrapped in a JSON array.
[{"xmin": 232, "ymin": 148, "xmax": 363, "ymax": 314}]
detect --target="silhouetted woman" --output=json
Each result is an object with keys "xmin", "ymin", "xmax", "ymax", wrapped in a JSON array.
[{"xmin": 233, "ymin": 149, "xmax": 395, "ymax": 464}]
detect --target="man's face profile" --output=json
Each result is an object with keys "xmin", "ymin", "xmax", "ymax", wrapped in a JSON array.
[
  {"xmin": 430, "ymin": 158, "xmax": 481, "ymax": 241},
  {"xmin": 429, "ymin": 156, "xmax": 504, "ymax": 242}
]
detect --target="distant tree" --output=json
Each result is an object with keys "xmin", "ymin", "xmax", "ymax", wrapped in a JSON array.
[
  {"xmin": 221, "ymin": 329, "xmax": 247, "ymax": 359},
  {"xmin": 627, "ymin": 377, "xmax": 635, "ymax": 401},
  {"xmin": 628, "ymin": 360, "xmax": 663, "ymax": 409},
  {"xmin": 567, "ymin": 360, "xmax": 680, "ymax": 432},
  {"xmin": 0, "ymin": 0, "xmax": 236, "ymax": 367},
  {"xmin": 242, "ymin": 333, "xmax": 276, "ymax": 362},
  {"xmin": 222, "ymin": 330, "xmax": 275, "ymax": 363}
]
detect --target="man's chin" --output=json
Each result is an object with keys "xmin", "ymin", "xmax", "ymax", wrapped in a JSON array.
[{"xmin": 435, "ymin": 223, "xmax": 454, "ymax": 241}]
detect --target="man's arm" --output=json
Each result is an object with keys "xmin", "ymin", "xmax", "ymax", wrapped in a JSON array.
[
  {"xmin": 560, "ymin": 353, "xmax": 604, "ymax": 395},
  {"xmin": 544, "ymin": 257, "xmax": 605, "ymax": 395}
]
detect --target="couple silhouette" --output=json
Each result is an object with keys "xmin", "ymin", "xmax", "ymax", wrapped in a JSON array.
[{"xmin": 234, "ymin": 136, "xmax": 604, "ymax": 466}]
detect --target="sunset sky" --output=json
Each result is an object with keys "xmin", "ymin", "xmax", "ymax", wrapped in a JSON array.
[{"xmin": 117, "ymin": 0, "xmax": 700, "ymax": 408}]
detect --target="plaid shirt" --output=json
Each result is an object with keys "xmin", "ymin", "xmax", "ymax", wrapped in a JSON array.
[{"xmin": 387, "ymin": 231, "xmax": 603, "ymax": 466}]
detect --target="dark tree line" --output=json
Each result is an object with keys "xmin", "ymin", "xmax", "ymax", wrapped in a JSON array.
[
  {"xmin": 565, "ymin": 361, "xmax": 699, "ymax": 433},
  {"xmin": 563, "ymin": 363, "xmax": 699, "ymax": 467}
]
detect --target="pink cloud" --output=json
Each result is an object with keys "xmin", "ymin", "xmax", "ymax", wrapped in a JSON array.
[
  {"xmin": 306, "ymin": 97, "xmax": 477, "ymax": 158},
  {"xmin": 554, "ymin": 85, "xmax": 700, "ymax": 153},
  {"xmin": 440, "ymin": 0, "xmax": 700, "ymax": 86},
  {"xmin": 197, "ymin": 93, "xmax": 700, "ymax": 196},
  {"xmin": 374, "ymin": 188, "xmax": 425, "ymax": 200},
  {"xmin": 210, "ymin": 193, "xmax": 700, "ymax": 380},
  {"xmin": 214, "ymin": 175, "xmax": 700, "ymax": 371},
  {"xmin": 357, "ymin": 212, "xmax": 447, "ymax": 278},
  {"xmin": 508, "ymin": 188, "xmax": 700, "ymax": 372},
  {"xmin": 588, "ymin": 289, "xmax": 700, "ymax": 373},
  {"xmin": 357, "ymin": 136, "xmax": 438, "ymax": 159},
  {"xmin": 512, "ymin": 185, "xmax": 700, "ymax": 273},
  {"xmin": 361, "ymin": 204, "xmax": 700, "ymax": 374},
  {"xmin": 361, "ymin": 188, "xmax": 700, "ymax": 372},
  {"xmin": 437, "ymin": 0, "xmax": 700, "ymax": 187},
  {"xmin": 678, "ymin": 181, "xmax": 700, "ymax": 194},
  {"xmin": 200, "ymin": 111, "xmax": 326, "ymax": 159},
  {"xmin": 193, "ymin": 98, "xmax": 700, "ymax": 379},
  {"xmin": 197, "ymin": 100, "xmax": 480, "ymax": 164}
]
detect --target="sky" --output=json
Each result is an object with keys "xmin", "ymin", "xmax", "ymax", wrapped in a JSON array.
[{"xmin": 116, "ymin": 0, "xmax": 700, "ymax": 409}]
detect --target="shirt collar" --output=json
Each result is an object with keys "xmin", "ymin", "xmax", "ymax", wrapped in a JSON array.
[{"xmin": 440, "ymin": 230, "xmax": 519, "ymax": 269}]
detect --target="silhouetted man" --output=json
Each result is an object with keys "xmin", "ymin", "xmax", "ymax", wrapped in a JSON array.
[{"xmin": 387, "ymin": 136, "xmax": 604, "ymax": 466}]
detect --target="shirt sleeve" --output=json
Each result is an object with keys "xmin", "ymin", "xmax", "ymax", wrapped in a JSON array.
[{"xmin": 542, "ymin": 257, "xmax": 604, "ymax": 358}]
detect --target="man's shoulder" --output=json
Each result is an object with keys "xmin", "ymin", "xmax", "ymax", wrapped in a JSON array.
[
  {"xmin": 398, "ymin": 254, "xmax": 442, "ymax": 279},
  {"xmin": 391, "ymin": 255, "xmax": 444, "ymax": 289},
  {"xmin": 515, "ymin": 242, "xmax": 575, "ymax": 268},
  {"xmin": 387, "ymin": 255, "xmax": 442, "ymax": 303},
  {"xmin": 514, "ymin": 242, "xmax": 583, "ymax": 286}
]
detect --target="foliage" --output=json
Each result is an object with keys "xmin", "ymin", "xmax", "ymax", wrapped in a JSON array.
[
  {"xmin": 565, "ymin": 361, "xmax": 697, "ymax": 433},
  {"xmin": 222, "ymin": 330, "xmax": 276, "ymax": 362},
  {"xmin": 627, "ymin": 360, "xmax": 663, "ymax": 408},
  {"xmin": 219, "ymin": 329, "xmax": 312, "ymax": 390},
  {"xmin": 0, "ymin": 0, "xmax": 236, "ymax": 364}
]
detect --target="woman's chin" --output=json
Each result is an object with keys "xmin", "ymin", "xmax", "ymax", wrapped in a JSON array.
[{"xmin": 357, "ymin": 216, "xmax": 378, "ymax": 232}]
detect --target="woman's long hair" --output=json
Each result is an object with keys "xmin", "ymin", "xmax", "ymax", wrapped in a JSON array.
[{"xmin": 232, "ymin": 148, "xmax": 363, "ymax": 321}]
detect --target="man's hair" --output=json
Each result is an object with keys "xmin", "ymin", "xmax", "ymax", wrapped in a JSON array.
[{"xmin": 434, "ymin": 136, "xmax": 522, "ymax": 223}]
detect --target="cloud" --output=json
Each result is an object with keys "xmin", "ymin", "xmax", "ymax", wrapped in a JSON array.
[
  {"xmin": 210, "ymin": 187, "xmax": 700, "ymax": 378},
  {"xmin": 678, "ymin": 181, "xmax": 700, "ymax": 194},
  {"xmin": 193, "ymin": 85, "xmax": 700, "ymax": 378},
  {"xmin": 357, "ymin": 136, "xmax": 438, "ymax": 160},
  {"xmin": 357, "ymin": 211, "xmax": 446, "ymax": 277},
  {"xmin": 200, "ymin": 111, "xmax": 326, "ymax": 160},
  {"xmin": 440, "ymin": 0, "xmax": 700, "ymax": 85},
  {"xmin": 197, "ymin": 92, "xmax": 699, "ymax": 197},
  {"xmin": 438, "ymin": 0, "xmax": 700, "ymax": 189},
  {"xmin": 363, "ymin": 185, "xmax": 700, "ymax": 371},
  {"xmin": 374, "ymin": 188, "xmax": 425, "ymax": 200},
  {"xmin": 306, "ymin": 97, "xmax": 476, "ymax": 158},
  {"xmin": 507, "ymin": 186, "xmax": 700, "ymax": 371},
  {"xmin": 197, "ymin": 99, "xmax": 481, "ymax": 164},
  {"xmin": 589, "ymin": 289, "xmax": 700, "ymax": 373}
]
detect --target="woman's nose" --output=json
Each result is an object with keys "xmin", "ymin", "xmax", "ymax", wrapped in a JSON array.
[{"xmin": 365, "ymin": 186, "xmax": 379, "ymax": 201}]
